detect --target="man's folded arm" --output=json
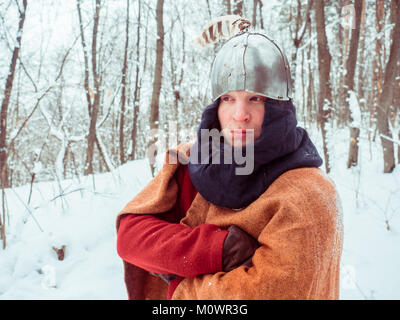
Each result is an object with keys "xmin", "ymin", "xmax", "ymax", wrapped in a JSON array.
[
  {"xmin": 117, "ymin": 214, "xmax": 228, "ymax": 277},
  {"xmin": 171, "ymin": 202, "xmax": 341, "ymax": 300}
]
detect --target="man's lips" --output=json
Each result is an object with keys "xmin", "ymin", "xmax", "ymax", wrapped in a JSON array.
[{"xmin": 230, "ymin": 129, "xmax": 251, "ymax": 136}]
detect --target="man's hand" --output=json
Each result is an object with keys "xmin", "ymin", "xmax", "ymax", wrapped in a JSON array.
[{"xmin": 222, "ymin": 225, "xmax": 260, "ymax": 272}]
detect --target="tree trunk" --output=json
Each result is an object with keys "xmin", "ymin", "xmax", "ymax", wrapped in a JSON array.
[
  {"xmin": 226, "ymin": 0, "xmax": 231, "ymax": 15},
  {"xmin": 314, "ymin": 0, "xmax": 333, "ymax": 173},
  {"xmin": 233, "ymin": 0, "xmax": 243, "ymax": 16},
  {"xmin": 258, "ymin": 0, "xmax": 264, "ymax": 30},
  {"xmin": 336, "ymin": 0, "xmax": 351, "ymax": 126},
  {"xmin": 149, "ymin": 0, "xmax": 164, "ymax": 175},
  {"xmin": 149, "ymin": 0, "xmax": 164, "ymax": 129},
  {"xmin": 371, "ymin": 0, "xmax": 385, "ymax": 142},
  {"xmin": 390, "ymin": 0, "xmax": 400, "ymax": 164},
  {"xmin": 396, "ymin": 63, "xmax": 400, "ymax": 164},
  {"xmin": 84, "ymin": 0, "xmax": 102, "ymax": 175},
  {"xmin": 345, "ymin": 0, "xmax": 363, "ymax": 168},
  {"xmin": 290, "ymin": 0, "xmax": 313, "ymax": 99},
  {"xmin": 301, "ymin": 49, "xmax": 306, "ymax": 127},
  {"xmin": 119, "ymin": 0, "xmax": 129, "ymax": 165},
  {"xmin": 0, "ymin": 0, "xmax": 28, "ymax": 189},
  {"xmin": 376, "ymin": 0, "xmax": 400, "ymax": 173},
  {"xmin": 0, "ymin": 0, "xmax": 27, "ymax": 249},
  {"xmin": 77, "ymin": 0, "xmax": 93, "ymax": 117},
  {"xmin": 252, "ymin": 0, "xmax": 257, "ymax": 27},
  {"xmin": 130, "ymin": 0, "xmax": 142, "ymax": 161},
  {"xmin": 357, "ymin": 0, "xmax": 367, "ymax": 113},
  {"xmin": 344, "ymin": 0, "xmax": 362, "ymax": 121},
  {"xmin": 306, "ymin": 17, "xmax": 314, "ymax": 123}
]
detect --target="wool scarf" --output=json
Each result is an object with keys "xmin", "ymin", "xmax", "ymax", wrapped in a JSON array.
[{"xmin": 187, "ymin": 98, "xmax": 323, "ymax": 209}]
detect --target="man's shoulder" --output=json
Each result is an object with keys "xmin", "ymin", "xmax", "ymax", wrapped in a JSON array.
[
  {"xmin": 278, "ymin": 167, "xmax": 337, "ymax": 192},
  {"xmin": 264, "ymin": 167, "xmax": 341, "ymax": 215}
]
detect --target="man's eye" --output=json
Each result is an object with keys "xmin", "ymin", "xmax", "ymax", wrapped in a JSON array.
[
  {"xmin": 222, "ymin": 96, "xmax": 231, "ymax": 101},
  {"xmin": 251, "ymin": 97, "xmax": 262, "ymax": 101}
]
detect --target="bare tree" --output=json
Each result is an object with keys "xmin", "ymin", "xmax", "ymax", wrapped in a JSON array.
[
  {"xmin": 127, "ymin": 0, "xmax": 142, "ymax": 160},
  {"xmin": 149, "ymin": 0, "xmax": 164, "ymax": 175},
  {"xmin": 345, "ymin": 0, "xmax": 363, "ymax": 168},
  {"xmin": 390, "ymin": 1, "xmax": 400, "ymax": 164},
  {"xmin": 288, "ymin": 0, "xmax": 313, "ymax": 95},
  {"xmin": 232, "ymin": 0, "xmax": 243, "ymax": 16},
  {"xmin": 169, "ymin": 5, "xmax": 186, "ymax": 145},
  {"xmin": 77, "ymin": 0, "xmax": 106, "ymax": 175},
  {"xmin": 0, "ymin": 0, "xmax": 28, "ymax": 189},
  {"xmin": 226, "ymin": 0, "xmax": 232, "ymax": 15},
  {"xmin": 39, "ymin": 93, "xmax": 85, "ymax": 180},
  {"xmin": 0, "ymin": 0, "xmax": 27, "ymax": 249},
  {"xmin": 376, "ymin": 0, "xmax": 400, "ymax": 173},
  {"xmin": 76, "ymin": 0, "xmax": 92, "ymax": 122},
  {"xmin": 306, "ymin": 16, "xmax": 316, "ymax": 124},
  {"xmin": 332, "ymin": 1, "xmax": 342, "ymax": 123},
  {"xmin": 130, "ymin": 0, "xmax": 145, "ymax": 161},
  {"xmin": 258, "ymin": 0, "xmax": 264, "ymax": 29},
  {"xmin": 371, "ymin": 0, "xmax": 385, "ymax": 142},
  {"xmin": 357, "ymin": 0, "xmax": 367, "ymax": 113},
  {"xmin": 85, "ymin": 0, "xmax": 102, "ymax": 175},
  {"xmin": 119, "ymin": 0, "xmax": 129, "ymax": 165},
  {"xmin": 252, "ymin": 0, "xmax": 257, "ymax": 27},
  {"xmin": 314, "ymin": 0, "xmax": 332, "ymax": 173}
]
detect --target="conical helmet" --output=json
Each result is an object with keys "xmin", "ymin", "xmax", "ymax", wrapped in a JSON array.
[{"xmin": 210, "ymin": 31, "xmax": 293, "ymax": 101}]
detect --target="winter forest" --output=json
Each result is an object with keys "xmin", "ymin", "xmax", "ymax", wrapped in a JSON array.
[{"xmin": 0, "ymin": 0, "xmax": 399, "ymax": 299}]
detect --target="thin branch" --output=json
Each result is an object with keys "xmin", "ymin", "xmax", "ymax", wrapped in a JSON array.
[
  {"xmin": 9, "ymin": 187, "xmax": 43, "ymax": 232},
  {"xmin": 8, "ymin": 87, "xmax": 51, "ymax": 151}
]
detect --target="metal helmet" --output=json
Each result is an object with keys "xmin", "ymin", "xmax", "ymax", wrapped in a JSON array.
[{"xmin": 210, "ymin": 31, "xmax": 293, "ymax": 101}]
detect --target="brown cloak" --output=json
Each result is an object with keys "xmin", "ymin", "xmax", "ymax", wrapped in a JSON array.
[{"xmin": 116, "ymin": 143, "xmax": 343, "ymax": 300}]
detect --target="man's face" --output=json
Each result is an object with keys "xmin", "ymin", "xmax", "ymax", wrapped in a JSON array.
[{"xmin": 217, "ymin": 90, "xmax": 266, "ymax": 147}]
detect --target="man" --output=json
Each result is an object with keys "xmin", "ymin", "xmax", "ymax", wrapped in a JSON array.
[{"xmin": 116, "ymin": 30, "xmax": 343, "ymax": 300}]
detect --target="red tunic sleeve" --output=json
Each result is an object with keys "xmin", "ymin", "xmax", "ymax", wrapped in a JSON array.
[{"xmin": 116, "ymin": 165, "xmax": 228, "ymax": 278}]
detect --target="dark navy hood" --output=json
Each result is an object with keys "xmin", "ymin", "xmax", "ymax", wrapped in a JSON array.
[{"xmin": 188, "ymin": 98, "xmax": 323, "ymax": 209}]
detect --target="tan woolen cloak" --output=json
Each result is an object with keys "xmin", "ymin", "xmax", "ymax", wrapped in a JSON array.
[{"xmin": 116, "ymin": 143, "xmax": 344, "ymax": 300}]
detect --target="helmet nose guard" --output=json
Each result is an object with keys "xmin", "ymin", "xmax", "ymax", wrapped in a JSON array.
[{"xmin": 210, "ymin": 32, "xmax": 293, "ymax": 101}]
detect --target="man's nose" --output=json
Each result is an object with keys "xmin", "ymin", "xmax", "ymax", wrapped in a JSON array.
[{"xmin": 232, "ymin": 102, "xmax": 250, "ymax": 122}]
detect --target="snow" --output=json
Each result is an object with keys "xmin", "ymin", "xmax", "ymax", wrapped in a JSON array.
[
  {"xmin": 0, "ymin": 126, "xmax": 400, "ymax": 300},
  {"xmin": 0, "ymin": 158, "xmax": 153, "ymax": 299},
  {"xmin": 348, "ymin": 91, "xmax": 361, "ymax": 127},
  {"xmin": 308, "ymin": 124, "xmax": 400, "ymax": 300}
]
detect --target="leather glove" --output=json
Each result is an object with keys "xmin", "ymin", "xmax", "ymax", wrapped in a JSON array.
[{"xmin": 222, "ymin": 225, "xmax": 260, "ymax": 272}]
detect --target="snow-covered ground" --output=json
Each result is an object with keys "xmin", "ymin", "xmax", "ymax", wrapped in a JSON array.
[
  {"xmin": 0, "ymin": 158, "xmax": 153, "ymax": 299},
  {"xmin": 0, "ymin": 127, "xmax": 399, "ymax": 300}
]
